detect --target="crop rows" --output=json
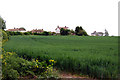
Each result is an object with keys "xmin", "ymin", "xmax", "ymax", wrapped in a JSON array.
[{"xmin": 3, "ymin": 35, "xmax": 118, "ymax": 79}]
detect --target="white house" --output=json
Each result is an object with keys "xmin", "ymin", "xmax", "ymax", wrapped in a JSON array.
[
  {"xmin": 91, "ymin": 31, "xmax": 104, "ymax": 36},
  {"xmin": 55, "ymin": 26, "xmax": 69, "ymax": 34}
]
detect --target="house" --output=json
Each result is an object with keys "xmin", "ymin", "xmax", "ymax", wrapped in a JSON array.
[
  {"xmin": 55, "ymin": 26, "xmax": 69, "ymax": 34},
  {"xmin": 91, "ymin": 31, "xmax": 104, "ymax": 36},
  {"xmin": 7, "ymin": 27, "xmax": 26, "ymax": 32},
  {"xmin": 31, "ymin": 29, "xmax": 44, "ymax": 33}
]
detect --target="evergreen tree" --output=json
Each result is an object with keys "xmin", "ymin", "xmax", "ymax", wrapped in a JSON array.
[{"xmin": 105, "ymin": 29, "xmax": 109, "ymax": 36}]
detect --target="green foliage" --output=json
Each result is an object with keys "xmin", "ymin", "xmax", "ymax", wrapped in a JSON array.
[
  {"xmin": 42, "ymin": 31, "xmax": 49, "ymax": 36},
  {"xmin": 24, "ymin": 32, "xmax": 31, "ymax": 35},
  {"xmin": 2, "ymin": 30, "xmax": 9, "ymax": 43},
  {"xmin": 6, "ymin": 31, "xmax": 24, "ymax": 36},
  {"xmin": 32, "ymin": 31, "xmax": 51, "ymax": 36},
  {"xmin": 0, "ymin": 16, "xmax": 6, "ymax": 29},
  {"xmin": 51, "ymin": 32, "xmax": 56, "ymax": 35},
  {"xmin": 3, "ymin": 36, "xmax": 118, "ymax": 79},
  {"xmin": 2, "ymin": 49, "xmax": 56, "ymax": 79},
  {"xmin": 75, "ymin": 26, "xmax": 88, "ymax": 36},
  {"xmin": 14, "ymin": 32, "xmax": 23, "ymax": 35},
  {"xmin": 2, "ymin": 30, "xmax": 8, "ymax": 40},
  {"xmin": 70, "ymin": 29, "xmax": 75, "ymax": 34},
  {"xmin": 60, "ymin": 28, "xmax": 70, "ymax": 35},
  {"xmin": 19, "ymin": 27, "xmax": 26, "ymax": 30}
]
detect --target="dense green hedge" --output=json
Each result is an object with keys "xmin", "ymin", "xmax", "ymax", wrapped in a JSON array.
[{"xmin": 6, "ymin": 31, "xmax": 54, "ymax": 36}]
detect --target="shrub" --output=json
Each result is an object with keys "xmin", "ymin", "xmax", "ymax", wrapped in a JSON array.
[
  {"xmin": 2, "ymin": 50, "xmax": 57, "ymax": 79},
  {"xmin": 24, "ymin": 32, "xmax": 32, "ymax": 35},
  {"xmin": 2, "ymin": 30, "xmax": 9, "ymax": 43},
  {"xmin": 42, "ymin": 31, "xmax": 49, "ymax": 36}
]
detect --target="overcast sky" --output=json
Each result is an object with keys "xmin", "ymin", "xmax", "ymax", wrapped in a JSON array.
[{"xmin": 0, "ymin": 0, "xmax": 119, "ymax": 36}]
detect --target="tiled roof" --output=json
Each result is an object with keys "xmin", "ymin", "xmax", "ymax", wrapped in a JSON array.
[
  {"xmin": 91, "ymin": 31, "xmax": 103, "ymax": 34},
  {"xmin": 55, "ymin": 26, "xmax": 69, "ymax": 30},
  {"xmin": 7, "ymin": 28, "xmax": 26, "ymax": 31},
  {"xmin": 31, "ymin": 29, "xmax": 44, "ymax": 33}
]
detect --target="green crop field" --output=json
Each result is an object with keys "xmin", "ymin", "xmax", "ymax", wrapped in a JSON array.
[{"xmin": 3, "ymin": 35, "xmax": 118, "ymax": 79}]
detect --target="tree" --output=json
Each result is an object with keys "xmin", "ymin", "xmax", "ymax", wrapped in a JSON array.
[
  {"xmin": 105, "ymin": 29, "xmax": 109, "ymax": 36},
  {"xmin": 19, "ymin": 27, "xmax": 26, "ymax": 30},
  {"xmin": 70, "ymin": 29, "xmax": 75, "ymax": 35},
  {"xmin": 42, "ymin": 31, "xmax": 49, "ymax": 36},
  {"xmin": 75, "ymin": 26, "xmax": 80, "ymax": 35},
  {"xmin": 79, "ymin": 26, "xmax": 83, "ymax": 30},
  {"xmin": 0, "ymin": 17, "xmax": 9, "ymax": 42},
  {"xmin": 75, "ymin": 26, "xmax": 88, "ymax": 36},
  {"xmin": 0, "ymin": 16, "xmax": 6, "ymax": 29},
  {"xmin": 60, "ymin": 28, "xmax": 70, "ymax": 35}
]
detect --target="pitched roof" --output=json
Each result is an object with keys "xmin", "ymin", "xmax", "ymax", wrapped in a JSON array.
[
  {"xmin": 91, "ymin": 31, "xmax": 103, "ymax": 34},
  {"xmin": 55, "ymin": 26, "xmax": 69, "ymax": 30},
  {"xmin": 7, "ymin": 28, "xmax": 26, "ymax": 31},
  {"xmin": 97, "ymin": 32, "xmax": 103, "ymax": 34},
  {"xmin": 31, "ymin": 29, "xmax": 44, "ymax": 33}
]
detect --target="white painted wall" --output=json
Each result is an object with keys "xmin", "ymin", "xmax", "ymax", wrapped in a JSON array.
[{"xmin": 55, "ymin": 28, "xmax": 60, "ymax": 33}]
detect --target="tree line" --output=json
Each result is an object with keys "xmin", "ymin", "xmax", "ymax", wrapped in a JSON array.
[
  {"xmin": 60, "ymin": 26, "xmax": 88, "ymax": 36},
  {"xmin": 0, "ymin": 16, "xmax": 89, "ymax": 36}
]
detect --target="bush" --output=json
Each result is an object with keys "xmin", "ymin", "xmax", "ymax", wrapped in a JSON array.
[
  {"xmin": 6, "ymin": 31, "xmax": 24, "ymax": 36},
  {"xmin": 23, "ymin": 32, "xmax": 33, "ymax": 35},
  {"xmin": 2, "ymin": 30, "xmax": 9, "ymax": 43},
  {"xmin": 2, "ymin": 69, "xmax": 19, "ymax": 80},
  {"xmin": 14, "ymin": 32, "xmax": 23, "ymax": 35},
  {"xmin": 2, "ymin": 50, "xmax": 57, "ymax": 79},
  {"xmin": 60, "ymin": 28, "xmax": 70, "ymax": 35},
  {"xmin": 42, "ymin": 31, "xmax": 49, "ymax": 36},
  {"xmin": 6, "ymin": 31, "xmax": 14, "ymax": 36}
]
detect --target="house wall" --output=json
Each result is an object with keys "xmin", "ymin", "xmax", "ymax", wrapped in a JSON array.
[
  {"xmin": 98, "ymin": 34, "xmax": 103, "ymax": 36},
  {"xmin": 91, "ymin": 34, "xmax": 96, "ymax": 36},
  {"xmin": 56, "ymin": 28, "xmax": 60, "ymax": 33},
  {"xmin": 19, "ymin": 31, "xmax": 27, "ymax": 33}
]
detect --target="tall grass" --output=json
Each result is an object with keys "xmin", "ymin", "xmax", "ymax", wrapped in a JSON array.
[{"xmin": 3, "ymin": 35, "xmax": 118, "ymax": 79}]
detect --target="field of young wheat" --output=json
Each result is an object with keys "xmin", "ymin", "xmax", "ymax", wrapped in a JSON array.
[{"xmin": 3, "ymin": 35, "xmax": 118, "ymax": 79}]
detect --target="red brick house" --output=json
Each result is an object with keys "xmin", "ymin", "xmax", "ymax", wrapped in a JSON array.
[
  {"xmin": 7, "ymin": 27, "xmax": 26, "ymax": 32},
  {"xmin": 31, "ymin": 29, "xmax": 44, "ymax": 33}
]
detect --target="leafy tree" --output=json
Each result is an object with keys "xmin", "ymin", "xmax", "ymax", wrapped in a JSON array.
[
  {"xmin": 75, "ymin": 26, "xmax": 88, "ymax": 36},
  {"xmin": 6, "ymin": 31, "xmax": 14, "ymax": 36},
  {"xmin": 24, "ymin": 32, "xmax": 31, "ymax": 35},
  {"xmin": 70, "ymin": 29, "xmax": 74, "ymax": 33},
  {"xmin": 70, "ymin": 29, "xmax": 75, "ymax": 35},
  {"xmin": 33, "ymin": 32, "xmax": 38, "ymax": 35},
  {"xmin": 19, "ymin": 27, "xmax": 26, "ymax": 30},
  {"xmin": 60, "ymin": 28, "xmax": 70, "ymax": 35},
  {"xmin": 2, "ymin": 30, "xmax": 8, "ymax": 40},
  {"xmin": 0, "ymin": 17, "xmax": 9, "ymax": 42},
  {"xmin": 42, "ymin": 31, "xmax": 49, "ymax": 36},
  {"xmin": 0, "ymin": 16, "xmax": 6, "ymax": 29},
  {"xmin": 79, "ymin": 26, "xmax": 83, "ymax": 30},
  {"xmin": 51, "ymin": 32, "xmax": 56, "ymax": 35},
  {"xmin": 75, "ymin": 26, "xmax": 80, "ymax": 35}
]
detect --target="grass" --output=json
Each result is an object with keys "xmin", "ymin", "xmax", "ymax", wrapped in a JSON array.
[{"xmin": 3, "ymin": 35, "xmax": 118, "ymax": 79}]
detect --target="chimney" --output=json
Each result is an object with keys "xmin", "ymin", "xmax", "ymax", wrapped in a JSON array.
[
  {"xmin": 57, "ymin": 25, "xmax": 59, "ymax": 28},
  {"xmin": 65, "ymin": 26, "xmax": 66, "ymax": 27}
]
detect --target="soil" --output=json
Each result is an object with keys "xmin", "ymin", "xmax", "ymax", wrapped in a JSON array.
[{"xmin": 59, "ymin": 71, "xmax": 98, "ymax": 80}]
